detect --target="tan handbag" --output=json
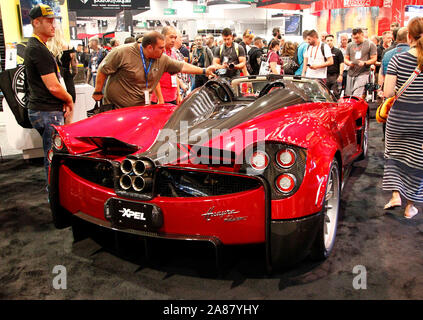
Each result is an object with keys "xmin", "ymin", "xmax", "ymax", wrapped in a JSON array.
[
  {"xmin": 376, "ymin": 96, "xmax": 395, "ymax": 123},
  {"xmin": 376, "ymin": 67, "xmax": 421, "ymax": 123}
]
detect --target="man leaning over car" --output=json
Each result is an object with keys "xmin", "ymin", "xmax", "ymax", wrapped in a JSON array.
[{"xmin": 92, "ymin": 31, "xmax": 216, "ymax": 108}]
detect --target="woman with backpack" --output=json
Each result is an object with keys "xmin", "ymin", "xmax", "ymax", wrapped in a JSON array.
[{"xmin": 280, "ymin": 41, "xmax": 299, "ymax": 75}]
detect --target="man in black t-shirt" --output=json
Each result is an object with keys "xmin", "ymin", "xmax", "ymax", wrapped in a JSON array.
[
  {"xmin": 24, "ymin": 4, "xmax": 74, "ymax": 181},
  {"xmin": 325, "ymin": 34, "xmax": 344, "ymax": 98},
  {"xmin": 213, "ymin": 28, "xmax": 246, "ymax": 78},
  {"xmin": 248, "ymin": 37, "xmax": 264, "ymax": 75}
]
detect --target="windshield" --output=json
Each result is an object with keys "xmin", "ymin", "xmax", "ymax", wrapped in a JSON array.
[{"xmin": 230, "ymin": 76, "xmax": 335, "ymax": 103}]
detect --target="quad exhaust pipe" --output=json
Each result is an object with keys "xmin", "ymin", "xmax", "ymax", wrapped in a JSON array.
[{"xmin": 119, "ymin": 158, "xmax": 154, "ymax": 192}]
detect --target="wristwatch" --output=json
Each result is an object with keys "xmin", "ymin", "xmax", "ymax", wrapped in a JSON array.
[{"xmin": 202, "ymin": 68, "xmax": 206, "ymax": 75}]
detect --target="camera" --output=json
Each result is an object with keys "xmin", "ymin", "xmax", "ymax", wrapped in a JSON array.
[
  {"xmin": 216, "ymin": 68, "xmax": 227, "ymax": 76},
  {"xmin": 365, "ymin": 83, "xmax": 380, "ymax": 92},
  {"xmin": 228, "ymin": 63, "xmax": 235, "ymax": 70}
]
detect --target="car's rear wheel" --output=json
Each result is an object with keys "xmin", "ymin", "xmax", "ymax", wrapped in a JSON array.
[
  {"xmin": 357, "ymin": 112, "xmax": 369, "ymax": 161},
  {"xmin": 310, "ymin": 158, "xmax": 340, "ymax": 261}
]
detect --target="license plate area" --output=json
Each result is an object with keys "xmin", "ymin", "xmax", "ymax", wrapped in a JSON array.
[{"xmin": 105, "ymin": 198, "xmax": 163, "ymax": 231}]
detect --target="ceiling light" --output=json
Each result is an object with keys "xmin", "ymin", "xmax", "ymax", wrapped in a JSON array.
[{"xmin": 207, "ymin": 0, "xmax": 252, "ymax": 10}]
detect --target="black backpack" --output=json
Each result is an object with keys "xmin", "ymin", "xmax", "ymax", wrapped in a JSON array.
[
  {"xmin": 247, "ymin": 47, "xmax": 259, "ymax": 74},
  {"xmin": 0, "ymin": 65, "xmax": 32, "ymax": 128},
  {"xmin": 301, "ymin": 43, "xmax": 328, "ymax": 64}
]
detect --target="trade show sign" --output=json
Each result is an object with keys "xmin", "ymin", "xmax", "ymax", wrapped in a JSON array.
[{"xmin": 69, "ymin": 0, "xmax": 150, "ymax": 16}]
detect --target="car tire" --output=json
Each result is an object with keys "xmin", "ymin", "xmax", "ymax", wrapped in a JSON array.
[
  {"xmin": 310, "ymin": 158, "xmax": 340, "ymax": 261},
  {"xmin": 356, "ymin": 112, "xmax": 369, "ymax": 161}
]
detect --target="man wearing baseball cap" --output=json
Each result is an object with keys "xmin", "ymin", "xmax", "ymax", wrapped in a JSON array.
[{"xmin": 24, "ymin": 4, "xmax": 73, "ymax": 183}]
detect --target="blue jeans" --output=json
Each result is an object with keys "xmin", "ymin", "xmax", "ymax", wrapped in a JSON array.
[
  {"xmin": 91, "ymin": 73, "xmax": 97, "ymax": 87},
  {"xmin": 28, "ymin": 110, "xmax": 64, "ymax": 182}
]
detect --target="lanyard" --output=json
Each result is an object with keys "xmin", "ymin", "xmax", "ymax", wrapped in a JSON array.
[
  {"xmin": 32, "ymin": 34, "xmax": 48, "ymax": 49},
  {"xmin": 311, "ymin": 42, "xmax": 320, "ymax": 60},
  {"xmin": 32, "ymin": 34, "xmax": 61, "ymax": 75},
  {"xmin": 140, "ymin": 46, "xmax": 153, "ymax": 89}
]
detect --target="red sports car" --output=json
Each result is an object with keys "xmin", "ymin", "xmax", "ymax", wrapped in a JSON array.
[{"xmin": 48, "ymin": 75, "xmax": 369, "ymax": 272}]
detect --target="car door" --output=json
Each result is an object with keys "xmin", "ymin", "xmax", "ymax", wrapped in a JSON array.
[{"xmin": 317, "ymin": 82, "xmax": 357, "ymax": 165}]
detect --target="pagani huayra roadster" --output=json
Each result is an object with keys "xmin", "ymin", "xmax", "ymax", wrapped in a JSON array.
[{"xmin": 48, "ymin": 75, "xmax": 369, "ymax": 272}]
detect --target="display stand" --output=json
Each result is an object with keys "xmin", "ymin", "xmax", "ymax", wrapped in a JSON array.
[{"xmin": 2, "ymin": 84, "xmax": 95, "ymax": 159}]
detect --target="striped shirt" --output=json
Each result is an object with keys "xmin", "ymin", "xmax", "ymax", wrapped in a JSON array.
[{"xmin": 387, "ymin": 51, "xmax": 423, "ymax": 104}]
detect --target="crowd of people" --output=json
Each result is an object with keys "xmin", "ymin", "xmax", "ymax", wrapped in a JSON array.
[
  {"xmin": 23, "ymin": 4, "xmax": 423, "ymax": 219},
  {"xmin": 69, "ymin": 22, "xmax": 404, "ymax": 104},
  {"xmin": 80, "ymin": 22, "xmax": 405, "ymax": 103}
]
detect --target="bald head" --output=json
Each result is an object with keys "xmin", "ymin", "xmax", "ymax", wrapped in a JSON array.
[
  {"xmin": 141, "ymin": 31, "xmax": 164, "ymax": 48},
  {"xmin": 396, "ymin": 27, "xmax": 408, "ymax": 43}
]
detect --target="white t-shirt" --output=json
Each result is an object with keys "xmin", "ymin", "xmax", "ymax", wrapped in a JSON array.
[{"xmin": 304, "ymin": 42, "xmax": 332, "ymax": 79}]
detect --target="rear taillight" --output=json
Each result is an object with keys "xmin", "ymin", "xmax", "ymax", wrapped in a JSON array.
[
  {"xmin": 47, "ymin": 149, "xmax": 54, "ymax": 163},
  {"xmin": 275, "ymin": 174, "xmax": 296, "ymax": 194},
  {"xmin": 244, "ymin": 143, "xmax": 306, "ymax": 199},
  {"xmin": 53, "ymin": 134, "xmax": 63, "ymax": 150},
  {"xmin": 249, "ymin": 151, "xmax": 269, "ymax": 171},
  {"xmin": 276, "ymin": 148, "xmax": 296, "ymax": 169}
]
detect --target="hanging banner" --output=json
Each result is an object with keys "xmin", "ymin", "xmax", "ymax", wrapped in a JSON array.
[
  {"xmin": 68, "ymin": 0, "xmax": 150, "ymax": 17},
  {"xmin": 343, "ymin": 0, "xmax": 371, "ymax": 7},
  {"xmin": 193, "ymin": 4, "xmax": 207, "ymax": 13}
]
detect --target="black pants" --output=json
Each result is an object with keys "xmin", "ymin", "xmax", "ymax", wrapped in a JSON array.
[
  {"xmin": 327, "ymin": 73, "xmax": 341, "ymax": 99},
  {"xmin": 341, "ymin": 70, "xmax": 348, "ymax": 91}
]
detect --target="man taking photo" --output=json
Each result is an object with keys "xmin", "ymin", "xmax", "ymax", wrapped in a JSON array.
[{"xmin": 213, "ymin": 28, "xmax": 246, "ymax": 79}]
